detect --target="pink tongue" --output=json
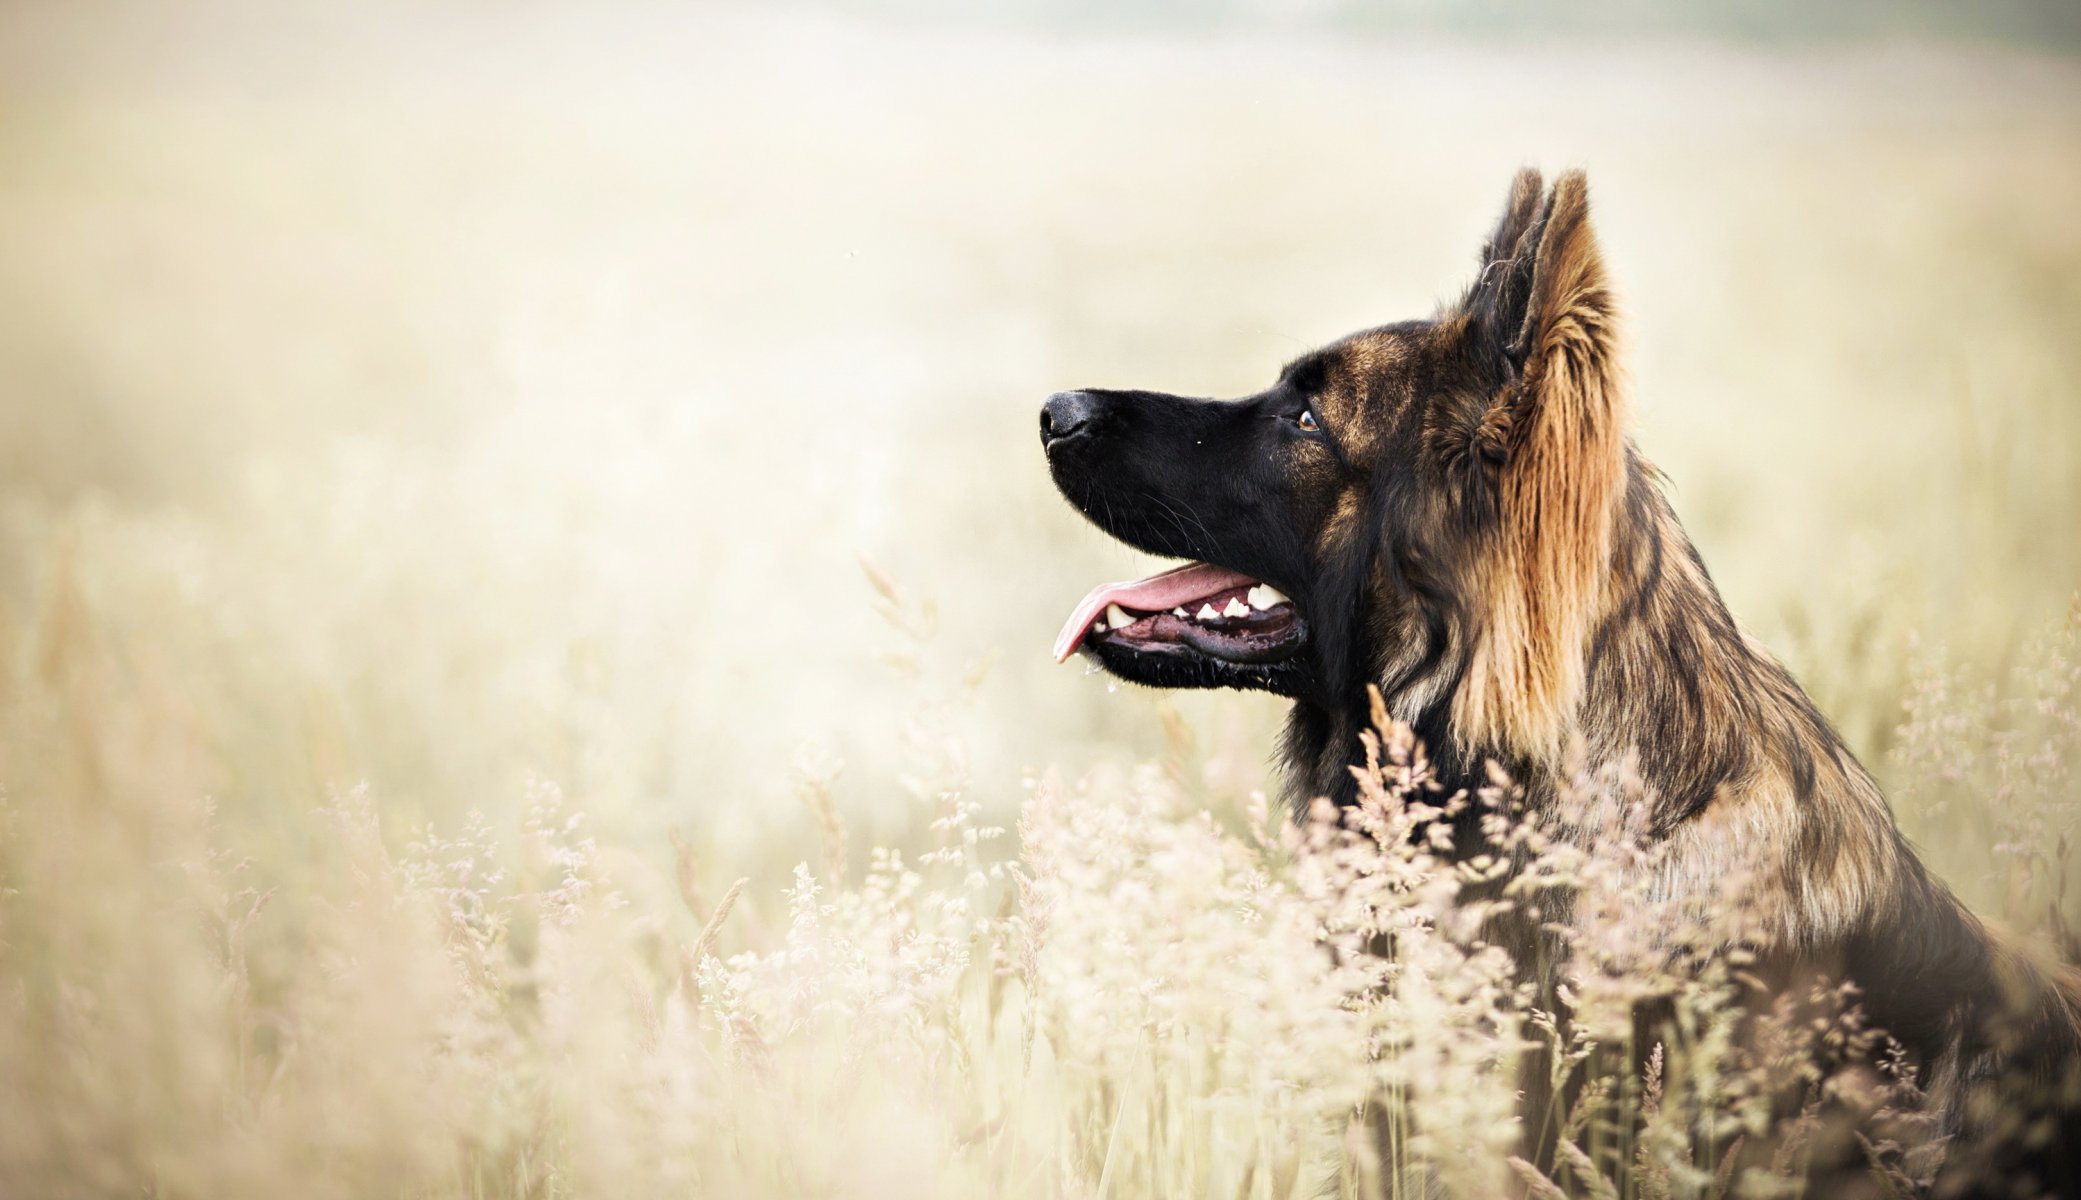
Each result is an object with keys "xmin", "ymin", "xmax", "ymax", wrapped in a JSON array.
[{"xmin": 1052, "ymin": 561, "xmax": 1260, "ymax": 663}]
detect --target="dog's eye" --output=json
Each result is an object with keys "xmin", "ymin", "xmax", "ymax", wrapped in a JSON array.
[{"xmin": 1295, "ymin": 410, "xmax": 1320, "ymax": 433}]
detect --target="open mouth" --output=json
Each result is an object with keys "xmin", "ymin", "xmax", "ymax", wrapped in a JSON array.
[{"xmin": 1053, "ymin": 562, "xmax": 1306, "ymax": 665}]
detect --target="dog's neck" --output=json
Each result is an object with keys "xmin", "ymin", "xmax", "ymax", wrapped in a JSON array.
[
  {"xmin": 1579, "ymin": 455, "xmax": 1830, "ymax": 824},
  {"xmin": 1284, "ymin": 450, "xmax": 1882, "ymax": 839}
]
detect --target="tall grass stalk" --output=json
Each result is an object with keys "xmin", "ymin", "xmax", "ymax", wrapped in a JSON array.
[{"xmin": 0, "ymin": 528, "xmax": 2076, "ymax": 1197}]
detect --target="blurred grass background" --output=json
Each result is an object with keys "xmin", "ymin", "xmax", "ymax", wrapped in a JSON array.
[{"xmin": 1, "ymin": 0, "xmax": 2077, "ymax": 906}]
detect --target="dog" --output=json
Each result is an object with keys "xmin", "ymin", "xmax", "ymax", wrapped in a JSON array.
[{"xmin": 1040, "ymin": 168, "xmax": 2081, "ymax": 1196}]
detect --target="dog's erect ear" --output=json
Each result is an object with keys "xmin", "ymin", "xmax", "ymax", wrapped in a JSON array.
[
  {"xmin": 1452, "ymin": 169, "xmax": 1627, "ymax": 764},
  {"xmin": 1462, "ymin": 170, "xmax": 1618, "ymax": 453},
  {"xmin": 1511, "ymin": 170, "xmax": 1613, "ymax": 375},
  {"xmin": 1463, "ymin": 169, "xmax": 1612, "ymax": 381}
]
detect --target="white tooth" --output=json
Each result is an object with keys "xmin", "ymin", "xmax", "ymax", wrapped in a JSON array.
[
  {"xmin": 1223, "ymin": 598, "xmax": 1250, "ymax": 618},
  {"xmin": 1172, "ymin": 607, "xmax": 1188, "ymax": 618},
  {"xmin": 1246, "ymin": 584, "xmax": 1290, "ymax": 611},
  {"xmin": 1196, "ymin": 603, "xmax": 1220, "ymax": 621},
  {"xmin": 1105, "ymin": 604, "xmax": 1132, "ymax": 630}
]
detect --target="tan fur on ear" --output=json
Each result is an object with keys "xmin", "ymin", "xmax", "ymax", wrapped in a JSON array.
[{"xmin": 1454, "ymin": 171, "xmax": 1627, "ymax": 762}]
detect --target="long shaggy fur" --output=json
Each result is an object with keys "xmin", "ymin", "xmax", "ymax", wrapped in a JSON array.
[
  {"xmin": 1448, "ymin": 173, "xmax": 2081, "ymax": 1192},
  {"xmin": 1041, "ymin": 167, "xmax": 2081, "ymax": 1195}
]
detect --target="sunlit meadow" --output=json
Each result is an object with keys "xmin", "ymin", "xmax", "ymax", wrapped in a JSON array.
[{"xmin": 1, "ymin": 3, "xmax": 2078, "ymax": 1196}]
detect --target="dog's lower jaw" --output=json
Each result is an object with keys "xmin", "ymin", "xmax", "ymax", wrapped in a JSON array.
[{"xmin": 1082, "ymin": 636, "xmax": 1312, "ymax": 699}]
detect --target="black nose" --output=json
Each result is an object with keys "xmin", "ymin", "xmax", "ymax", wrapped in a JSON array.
[{"xmin": 1041, "ymin": 390, "xmax": 1098, "ymax": 446}]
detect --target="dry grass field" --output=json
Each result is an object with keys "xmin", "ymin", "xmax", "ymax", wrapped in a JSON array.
[{"xmin": 1, "ymin": 2, "xmax": 2078, "ymax": 1196}]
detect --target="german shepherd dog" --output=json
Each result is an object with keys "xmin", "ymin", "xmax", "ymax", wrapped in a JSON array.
[{"xmin": 1040, "ymin": 169, "xmax": 2081, "ymax": 1195}]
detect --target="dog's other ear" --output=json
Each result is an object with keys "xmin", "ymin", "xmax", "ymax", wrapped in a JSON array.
[{"xmin": 1466, "ymin": 167, "xmax": 1544, "ymax": 329}]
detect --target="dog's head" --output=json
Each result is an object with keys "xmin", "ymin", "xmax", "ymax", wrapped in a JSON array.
[{"xmin": 1043, "ymin": 168, "xmax": 1625, "ymax": 752}]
